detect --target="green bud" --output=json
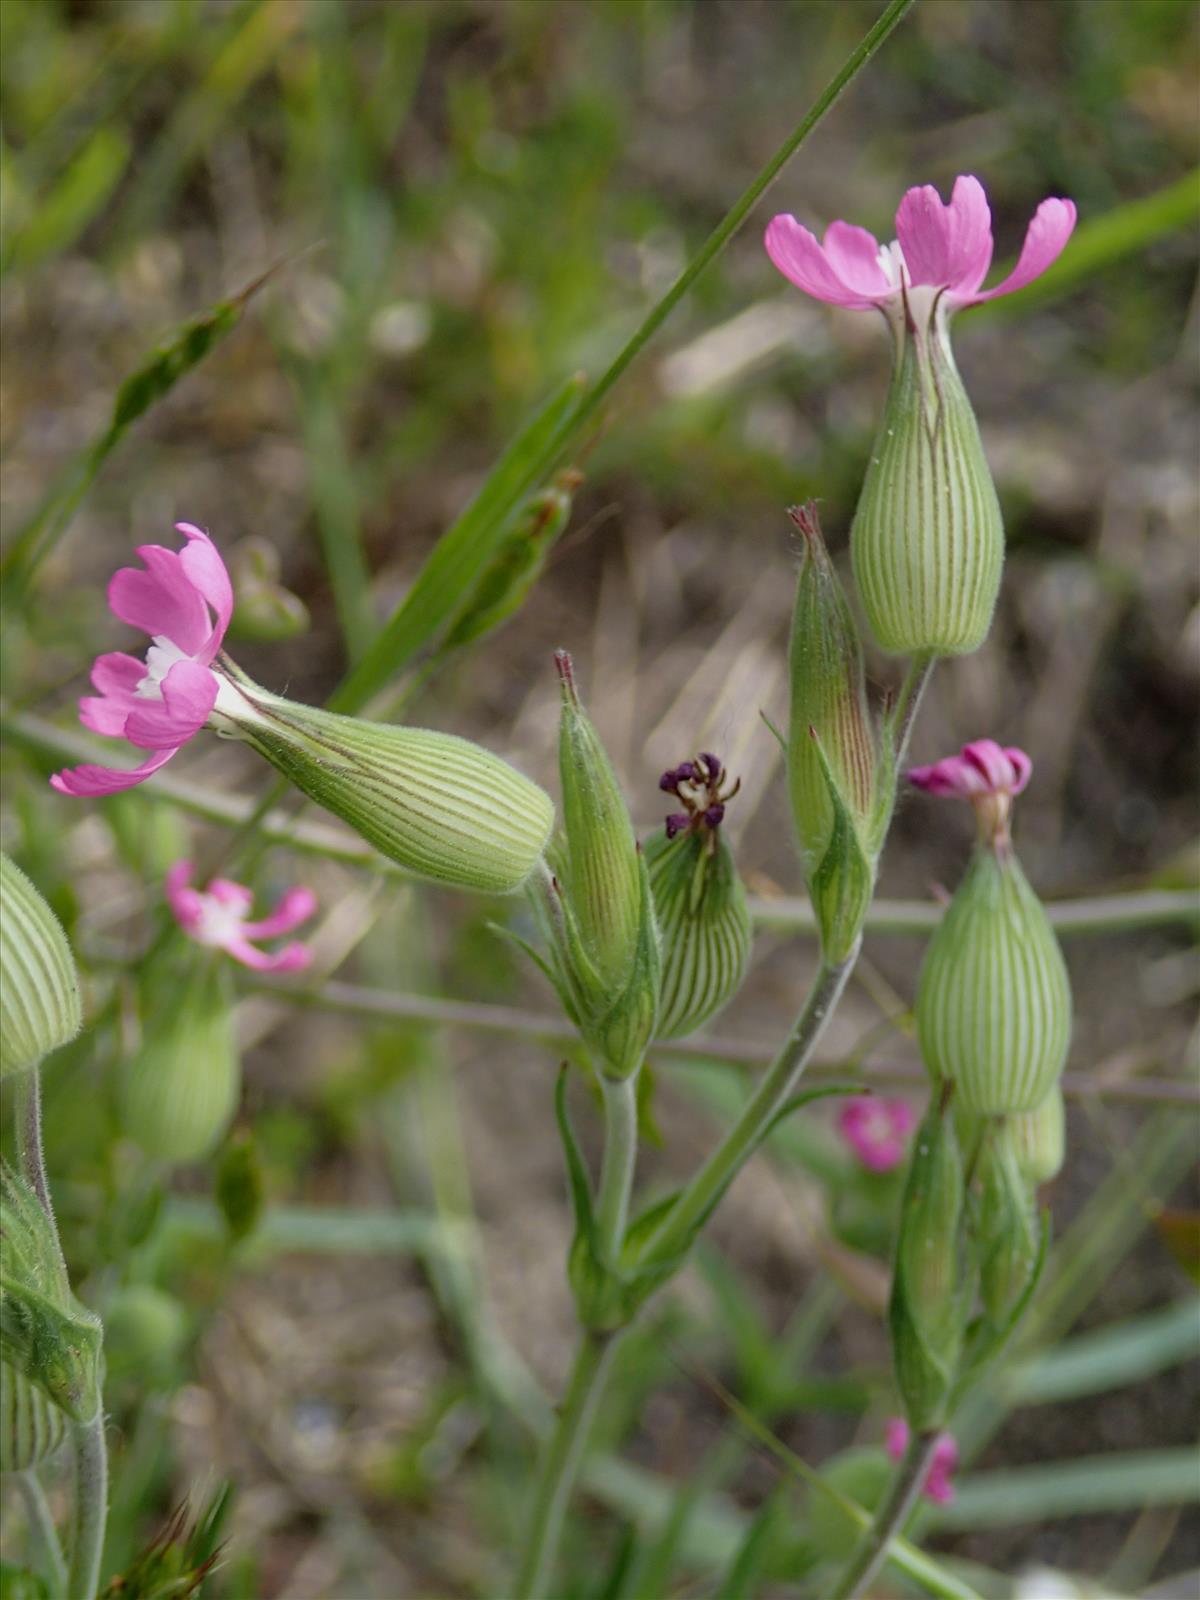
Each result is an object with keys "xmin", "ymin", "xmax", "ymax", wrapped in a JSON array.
[
  {"xmin": 549, "ymin": 654, "xmax": 659, "ymax": 1077},
  {"xmin": 1000, "ymin": 1087, "xmax": 1066, "ymax": 1186},
  {"xmin": 0, "ymin": 1166, "xmax": 103, "ymax": 1422},
  {"xmin": 643, "ymin": 813, "xmax": 751, "ymax": 1040},
  {"xmin": 215, "ymin": 666, "xmax": 554, "ymax": 896},
  {"xmin": 121, "ymin": 962, "xmax": 239, "ymax": 1165},
  {"xmin": 975, "ymin": 1133, "xmax": 1038, "ymax": 1327},
  {"xmin": 1, "ymin": 1360, "xmax": 68, "ymax": 1472},
  {"xmin": 215, "ymin": 1128, "xmax": 266, "ymax": 1243},
  {"xmin": 104, "ymin": 1285, "xmax": 189, "ymax": 1380},
  {"xmin": 851, "ymin": 302, "xmax": 1003, "ymax": 656},
  {"xmin": 916, "ymin": 847, "xmax": 1071, "ymax": 1114},
  {"xmin": 227, "ymin": 537, "xmax": 310, "ymax": 642},
  {"xmin": 888, "ymin": 1099, "xmax": 965, "ymax": 1429},
  {"xmin": 0, "ymin": 854, "xmax": 81, "ymax": 1078},
  {"xmin": 787, "ymin": 504, "xmax": 876, "ymax": 878}
]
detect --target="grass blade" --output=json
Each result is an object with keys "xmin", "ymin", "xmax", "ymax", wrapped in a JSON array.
[{"xmin": 938, "ymin": 1449, "xmax": 1200, "ymax": 1530}]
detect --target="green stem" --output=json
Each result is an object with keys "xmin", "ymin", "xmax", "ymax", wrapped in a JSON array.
[
  {"xmin": 636, "ymin": 949, "xmax": 858, "ymax": 1272},
  {"xmin": 595, "ymin": 1073, "xmax": 640, "ymax": 1266},
  {"xmin": 823, "ymin": 1428, "xmax": 939, "ymax": 1600},
  {"xmin": 13, "ymin": 1068, "xmax": 63, "ymax": 1265},
  {"xmin": 512, "ymin": 1329, "xmax": 616, "ymax": 1600},
  {"xmin": 68, "ymin": 1411, "xmax": 108, "ymax": 1600},
  {"xmin": 16, "ymin": 1472, "xmax": 68, "ymax": 1596}
]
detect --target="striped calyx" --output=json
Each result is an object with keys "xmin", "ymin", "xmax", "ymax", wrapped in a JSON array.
[
  {"xmin": 644, "ymin": 762, "xmax": 751, "ymax": 1038},
  {"xmin": 917, "ymin": 848, "xmax": 1071, "ymax": 1114},
  {"xmin": 0, "ymin": 854, "xmax": 82, "ymax": 1078},
  {"xmin": 850, "ymin": 297, "xmax": 1003, "ymax": 656},
  {"xmin": 1, "ymin": 1360, "xmax": 68, "ymax": 1472},
  {"xmin": 975, "ymin": 1130, "xmax": 1039, "ymax": 1327},
  {"xmin": 787, "ymin": 504, "xmax": 877, "ymax": 875},
  {"xmin": 121, "ymin": 961, "xmax": 239, "ymax": 1164},
  {"xmin": 214, "ymin": 666, "xmax": 555, "ymax": 896},
  {"xmin": 546, "ymin": 654, "xmax": 659, "ymax": 1078},
  {"xmin": 1000, "ymin": 1087, "xmax": 1066, "ymax": 1186},
  {"xmin": 888, "ymin": 1096, "xmax": 966, "ymax": 1429}
]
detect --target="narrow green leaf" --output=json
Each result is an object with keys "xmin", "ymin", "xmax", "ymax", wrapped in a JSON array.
[
  {"xmin": 1011, "ymin": 1297, "xmax": 1200, "ymax": 1406},
  {"xmin": 330, "ymin": 373, "xmax": 587, "ymax": 712},
  {"xmin": 937, "ymin": 1448, "xmax": 1200, "ymax": 1530},
  {"xmin": 3, "ymin": 124, "xmax": 130, "ymax": 274}
]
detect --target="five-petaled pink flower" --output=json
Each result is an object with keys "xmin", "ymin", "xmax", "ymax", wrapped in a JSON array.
[
  {"xmin": 885, "ymin": 1418, "xmax": 959, "ymax": 1506},
  {"xmin": 765, "ymin": 175, "xmax": 1076, "ymax": 319},
  {"xmin": 838, "ymin": 1096, "xmax": 917, "ymax": 1173},
  {"xmin": 165, "ymin": 861, "xmax": 316, "ymax": 973},
  {"xmin": 51, "ymin": 522, "xmax": 235, "ymax": 797},
  {"xmin": 908, "ymin": 740, "xmax": 1031, "ymax": 802}
]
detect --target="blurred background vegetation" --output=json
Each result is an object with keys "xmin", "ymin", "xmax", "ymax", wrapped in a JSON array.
[{"xmin": 1, "ymin": 1, "xmax": 1197, "ymax": 1596}]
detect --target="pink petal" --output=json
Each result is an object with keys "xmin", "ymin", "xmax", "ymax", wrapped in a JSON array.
[
  {"xmin": 765, "ymin": 215, "xmax": 890, "ymax": 310},
  {"xmin": 1004, "ymin": 746, "xmax": 1032, "ymax": 795},
  {"xmin": 91, "ymin": 651, "xmax": 146, "ymax": 699},
  {"xmin": 240, "ymin": 886, "xmax": 318, "ymax": 940},
  {"xmin": 176, "ymin": 523, "xmax": 233, "ymax": 661},
  {"xmin": 822, "ymin": 222, "xmax": 893, "ymax": 299},
  {"xmin": 207, "ymin": 878, "xmax": 255, "ymax": 910},
  {"xmin": 967, "ymin": 196, "xmax": 1077, "ymax": 304},
  {"xmin": 164, "ymin": 861, "xmax": 206, "ymax": 931},
  {"xmin": 908, "ymin": 756, "xmax": 980, "ymax": 798},
  {"xmin": 123, "ymin": 660, "xmax": 217, "ymax": 750},
  {"xmin": 224, "ymin": 936, "xmax": 312, "ymax": 973},
  {"xmin": 108, "ymin": 546, "xmax": 211, "ymax": 655},
  {"xmin": 79, "ymin": 694, "xmax": 135, "ymax": 738},
  {"xmin": 50, "ymin": 747, "xmax": 178, "ymax": 796},
  {"xmin": 885, "ymin": 1418, "xmax": 909, "ymax": 1462},
  {"xmin": 79, "ymin": 651, "xmax": 150, "ymax": 735},
  {"xmin": 960, "ymin": 739, "xmax": 1012, "ymax": 791},
  {"xmin": 895, "ymin": 175, "xmax": 993, "ymax": 297}
]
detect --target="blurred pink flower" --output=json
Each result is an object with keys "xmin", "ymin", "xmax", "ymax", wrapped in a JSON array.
[
  {"xmin": 165, "ymin": 861, "xmax": 316, "ymax": 973},
  {"xmin": 885, "ymin": 1418, "xmax": 959, "ymax": 1506},
  {"xmin": 765, "ymin": 176, "xmax": 1075, "ymax": 315},
  {"xmin": 908, "ymin": 740, "xmax": 1031, "ymax": 801},
  {"xmin": 838, "ymin": 1096, "xmax": 917, "ymax": 1173},
  {"xmin": 51, "ymin": 522, "xmax": 234, "ymax": 796}
]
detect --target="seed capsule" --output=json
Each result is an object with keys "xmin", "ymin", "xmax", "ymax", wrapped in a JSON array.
[
  {"xmin": 851, "ymin": 306, "xmax": 1003, "ymax": 657},
  {"xmin": 916, "ymin": 848, "xmax": 1071, "ymax": 1114},
  {"xmin": 0, "ymin": 853, "xmax": 82, "ymax": 1078}
]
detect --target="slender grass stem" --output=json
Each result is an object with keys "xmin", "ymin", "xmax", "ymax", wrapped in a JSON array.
[
  {"xmin": 67, "ymin": 1411, "xmax": 108, "ymax": 1600},
  {"xmin": 634, "ymin": 950, "xmax": 858, "ymax": 1272},
  {"xmin": 16, "ymin": 1472, "xmax": 68, "ymax": 1596},
  {"xmin": 595, "ymin": 1073, "xmax": 640, "ymax": 1266},
  {"xmin": 512, "ymin": 1330, "xmax": 616, "ymax": 1600},
  {"xmin": 823, "ymin": 1428, "xmax": 940, "ymax": 1600}
]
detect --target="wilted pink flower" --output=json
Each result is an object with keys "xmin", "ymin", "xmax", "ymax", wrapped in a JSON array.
[
  {"xmin": 765, "ymin": 176, "xmax": 1075, "ymax": 317},
  {"xmin": 51, "ymin": 523, "xmax": 235, "ymax": 796},
  {"xmin": 885, "ymin": 1418, "xmax": 959, "ymax": 1506},
  {"xmin": 165, "ymin": 861, "xmax": 316, "ymax": 973},
  {"xmin": 838, "ymin": 1096, "xmax": 917, "ymax": 1173},
  {"xmin": 908, "ymin": 740, "xmax": 1031, "ymax": 801}
]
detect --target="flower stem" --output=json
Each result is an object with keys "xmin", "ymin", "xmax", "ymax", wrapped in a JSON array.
[
  {"xmin": 13, "ymin": 1067, "xmax": 64, "ymax": 1265},
  {"xmin": 16, "ymin": 1472, "xmax": 68, "ymax": 1596},
  {"xmin": 595, "ymin": 1073, "xmax": 639, "ymax": 1266},
  {"xmin": 512, "ymin": 1329, "xmax": 615, "ymax": 1600},
  {"xmin": 635, "ymin": 949, "xmax": 859, "ymax": 1273},
  {"xmin": 68, "ymin": 1410, "xmax": 108, "ymax": 1600},
  {"xmin": 823, "ymin": 1428, "xmax": 939, "ymax": 1600}
]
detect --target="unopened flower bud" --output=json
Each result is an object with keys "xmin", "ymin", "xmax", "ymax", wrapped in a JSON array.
[
  {"xmin": 888, "ymin": 1098, "xmax": 966, "ymax": 1429},
  {"xmin": 643, "ymin": 758, "xmax": 751, "ymax": 1038},
  {"xmin": 214, "ymin": 667, "xmax": 554, "ymax": 896},
  {"xmin": 121, "ymin": 963, "xmax": 239, "ymax": 1164},
  {"xmin": 0, "ymin": 853, "xmax": 82, "ymax": 1078},
  {"xmin": 548, "ymin": 654, "xmax": 659, "ymax": 1077},
  {"xmin": 975, "ymin": 1132, "xmax": 1039, "ymax": 1328},
  {"xmin": 916, "ymin": 848, "xmax": 1071, "ymax": 1114},
  {"xmin": 0, "ymin": 1167, "xmax": 103, "ymax": 1421},
  {"xmin": 1, "ymin": 1360, "xmax": 68, "ymax": 1472},
  {"xmin": 787, "ymin": 504, "xmax": 877, "ymax": 878},
  {"xmin": 851, "ymin": 299, "xmax": 1003, "ymax": 656},
  {"xmin": 1000, "ymin": 1087, "xmax": 1066, "ymax": 1186}
]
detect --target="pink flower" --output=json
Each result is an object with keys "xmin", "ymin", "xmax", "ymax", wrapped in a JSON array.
[
  {"xmin": 838, "ymin": 1096, "xmax": 916, "ymax": 1173},
  {"xmin": 165, "ymin": 861, "xmax": 316, "ymax": 973},
  {"xmin": 765, "ymin": 175, "xmax": 1076, "ymax": 315},
  {"xmin": 908, "ymin": 740, "xmax": 1031, "ymax": 801},
  {"xmin": 51, "ymin": 522, "xmax": 234, "ymax": 797},
  {"xmin": 885, "ymin": 1418, "xmax": 959, "ymax": 1506}
]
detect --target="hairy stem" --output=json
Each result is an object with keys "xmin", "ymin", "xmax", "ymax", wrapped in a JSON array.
[
  {"xmin": 595, "ymin": 1073, "xmax": 640, "ymax": 1266},
  {"xmin": 13, "ymin": 1068, "xmax": 66, "ymax": 1270},
  {"xmin": 16, "ymin": 1472, "xmax": 68, "ymax": 1596},
  {"xmin": 636, "ymin": 949, "xmax": 858, "ymax": 1271},
  {"xmin": 68, "ymin": 1411, "xmax": 108, "ymax": 1600},
  {"xmin": 824, "ymin": 1428, "xmax": 939, "ymax": 1600},
  {"xmin": 512, "ymin": 1330, "xmax": 615, "ymax": 1600}
]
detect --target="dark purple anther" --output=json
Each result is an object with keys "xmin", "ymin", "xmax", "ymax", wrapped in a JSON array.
[
  {"xmin": 665, "ymin": 813, "xmax": 690, "ymax": 839},
  {"xmin": 675, "ymin": 761, "xmax": 698, "ymax": 783},
  {"xmin": 659, "ymin": 770, "xmax": 680, "ymax": 794},
  {"xmin": 703, "ymin": 803, "xmax": 725, "ymax": 828},
  {"xmin": 700, "ymin": 752, "xmax": 721, "ymax": 781}
]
